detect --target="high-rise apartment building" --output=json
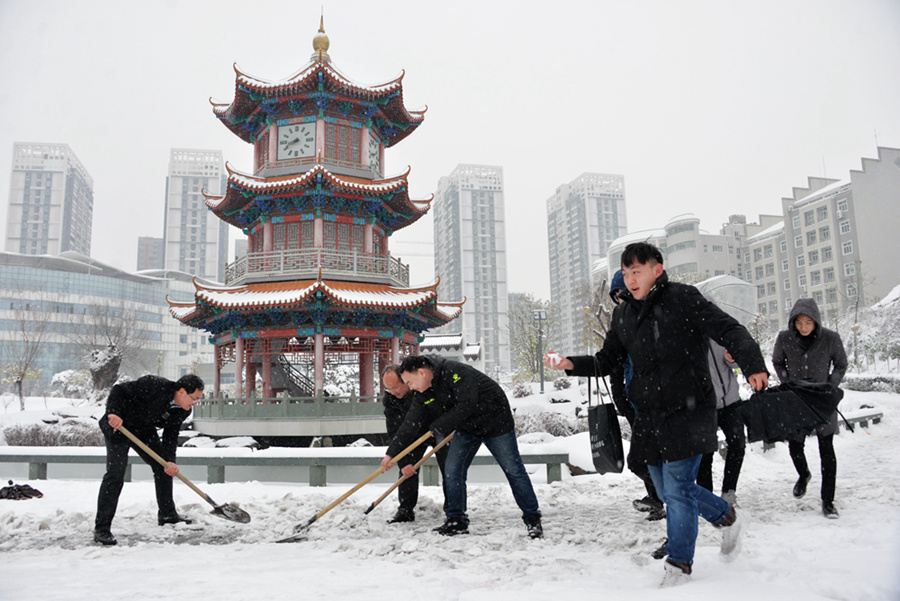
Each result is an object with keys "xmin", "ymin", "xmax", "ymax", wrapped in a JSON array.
[
  {"xmin": 5, "ymin": 142, "xmax": 93, "ymax": 256},
  {"xmin": 163, "ymin": 149, "xmax": 228, "ymax": 281},
  {"xmin": 433, "ymin": 164, "xmax": 509, "ymax": 373},
  {"xmin": 547, "ymin": 173, "xmax": 627, "ymax": 355},
  {"xmin": 136, "ymin": 236, "xmax": 164, "ymax": 271}
]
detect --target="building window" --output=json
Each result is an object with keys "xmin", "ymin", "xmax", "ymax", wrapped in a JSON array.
[
  {"xmin": 820, "ymin": 226, "xmax": 830, "ymax": 242},
  {"xmin": 824, "ymin": 267, "xmax": 835, "ymax": 283},
  {"xmin": 756, "ymin": 266, "xmax": 764, "ymax": 279},
  {"xmin": 811, "ymin": 271, "xmax": 821, "ymax": 286},
  {"xmin": 712, "ymin": 244, "xmax": 723, "ymax": 253},
  {"xmin": 847, "ymin": 283, "xmax": 857, "ymax": 297},
  {"xmin": 844, "ymin": 262, "xmax": 856, "ymax": 276},
  {"xmin": 826, "ymin": 288, "xmax": 837, "ymax": 303},
  {"xmin": 784, "ymin": 279, "xmax": 791, "ymax": 290},
  {"xmin": 767, "ymin": 282, "xmax": 777, "ymax": 295},
  {"xmin": 823, "ymin": 246, "xmax": 833, "ymax": 262},
  {"xmin": 759, "ymin": 303, "xmax": 767, "ymax": 315},
  {"xmin": 745, "ymin": 270, "xmax": 752, "ymax": 280},
  {"xmin": 817, "ymin": 206, "xmax": 828, "ymax": 222},
  {"xmin": 744, "ymin": 253, "xmax": 750, "ymax": 263},
  {"xmin": 766, "ymin": 263, "xmax": 775, "ymax": 277},
  {"xmin": 757, "ymin": 285, "xmax": 765, "ymax": 298},
  {"xmin": 325, "ymin": 121, "xmax": 361, "ymax": 164},
  {"xmin": 799, "ymin": 274, "xmax": 807, "ymax": 288},
  {"xmin": 842, "ymin": 241, "xmax": 853, "ymax": 255},
  {"xmin": 809, "ymin": 250, "xmax": 819, "ymax": 265},
  {"xmin": 807, "ymin": 231, "xmax": 817, "ymax": 245},
  {"xmin": 770, "ymin": 300, "xmax": 778, "ymax": 313},
  {"xmin": 814, "ymin": 291, "xmax": 824, "ymax": 304},
  {"xmin": 792, "ymin": 215, "xmax": 801, "ymax": 230},
  {"xmin": 797, "ymin": 255, "xmax": 805, "ymax": 267},
  {"xmin": 840, "ymin": 220, "xmax": 851, "ymax": 235},
  {"xmin": 782, "ymin": 259, "xmax": 789, "ymax": 272},
  {"xmin": 837, "ymin": 199, "xmax": 848, "ymax": 213},
  {"xmin": 794, "ymin": 236, "xmax": 803, "ymax": 248},
  {"xmin": 754, "ymin": 248, "xmax": 762, "ymax": 261},
  {"xmin": 804, "ymin": 211, "xmax": 815, "ymax": 226},
  {"xmin": 780, "ymin": 240, "xmax": 787, "ymax": 253}
]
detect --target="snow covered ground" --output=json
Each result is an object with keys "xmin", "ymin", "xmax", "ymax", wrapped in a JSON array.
[{"xmin": 1, "ymin": 389, "xmax": 899, "ymax": 600}]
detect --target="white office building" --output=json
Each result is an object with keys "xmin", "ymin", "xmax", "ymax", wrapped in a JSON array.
[
  {"xmin": 164, "ymin": 149, "xmax": 229, "ymax": 282},
  {"xmin": 432, "ymin": 164, "xmax": 509, "ymax": 373},
  {"xmin": 5, "ymin": 142, "xmax": 93, "ymax": 257}
]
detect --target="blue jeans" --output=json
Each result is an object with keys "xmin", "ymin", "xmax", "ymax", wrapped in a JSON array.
[
  {"xmin": 647, "ymin": 454, "xmax": 731, "ymax": 565},
  {"xmin": 444, "ymin": 429, "xmax": 541, "ymax": 523}
]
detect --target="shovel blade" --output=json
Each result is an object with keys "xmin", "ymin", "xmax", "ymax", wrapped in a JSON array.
[{"xmin": 211, "ymin": 503, "xmax": 251, "ymax": 523}]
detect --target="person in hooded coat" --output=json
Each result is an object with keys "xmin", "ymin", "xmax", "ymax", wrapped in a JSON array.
[
  {"xmin": 772, "ymin": 298, "xmax": 848, "ymax": 518},
  {"xmin": 607, "ymin": 269, "xmax": 665, "ymax": 522},
  {"xmin": 545, "ymin": 242, "xmax": 769, "ymax": 587}
]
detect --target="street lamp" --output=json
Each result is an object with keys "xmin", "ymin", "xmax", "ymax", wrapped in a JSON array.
[{"xmin": 533, "ymin": 310, "xmax": 547, "ymax": 394}]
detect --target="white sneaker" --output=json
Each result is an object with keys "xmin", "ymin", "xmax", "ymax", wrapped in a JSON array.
[
  {"xmin": 659, "ymin": 560, "xmax": 692, "ymax": 588},
  {"xmin": 720, "ymin": 506, "xmax": 746, "ymax": 561},
  {"xmin": 722, "ymin": 490, "xmax": 737, "ymax": 506}
]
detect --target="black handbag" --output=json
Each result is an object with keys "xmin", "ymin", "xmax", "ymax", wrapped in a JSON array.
[{"xmin": 587, "ymin": 369, "xmax": 625, "ymax": 474}]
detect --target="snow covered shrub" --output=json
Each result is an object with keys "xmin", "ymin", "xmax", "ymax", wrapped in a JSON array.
[
  {"xmin": 3, "ymin": 421, "xmax": 104, "ymax": 446},
  {"xmin": 50, "ymin": 369, "xmax": 92, "ymax": 399},
  {"xmin": 553, "ymin": 377, "xmax": 572, "ymax": 390},
  {"xmin": 514, "ymin": 410, "xmax": 586, "ymax": 437},
  {"xmin": 512, "ymin": 382, "xmax": 532, "ymax": 398}
]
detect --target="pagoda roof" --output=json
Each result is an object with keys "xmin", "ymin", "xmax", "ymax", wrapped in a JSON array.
[
  {"xmin": 211, "ymin": 59, "xmax": 425, "ymax": 145},
  {"xmin": 168, "ymin": 275, "xmax": 463, "ymax": 336},
  {"xmin": 203, "ymin": 164, "xmax": 432, "ymax": 231}
]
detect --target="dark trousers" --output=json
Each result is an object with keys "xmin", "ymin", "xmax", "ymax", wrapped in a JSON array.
[
  {"xmin": 397, "ymin": 442, "xmax": 449, "ymax": 512},
  {"xmin": 95, "ymin": 422, "xmax": 176, "ymax": 531},
  {"xmin": 698, "ymin": 402, "xmax": 747, "ymax": 494},
  {"xmin": 789, "ymin": 433, "xmax": 837, "ymax": 504}
]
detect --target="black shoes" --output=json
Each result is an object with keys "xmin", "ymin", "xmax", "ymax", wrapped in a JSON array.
[
  {"xmin": 646, "ymin": 506, "xmax": 666, "ymax": 521},
  {"xmin": 433, "ymin": 518, "xmax": 469, "ymax": 536},
  {"xmin": 822, "ymin": 502, "xmax": 840, "ymax": 519},
  {"xmin": 158, "ymin": 513, "xmax": 193, "ymax": 526},
  {"xmin": 793, "ymin": 473, "xmax": 812, "ymax": 498},
  {"xmin": 387, "ymin": 508, "xmax": 415, "ymax": 524},
  {"xmin": 633, "ymin": 495, "xmax": 664, "ymax": 512},
  {"xmin": 651, "ymin": 538, "xmax": 668, "ymax": 560},
  {"xmin": 525, "ymin": 515, "xmax": 544, "ymax": 539},
  {"xmin": 94, "ymin": 530, "xmax": 117, "ymax": 546}
]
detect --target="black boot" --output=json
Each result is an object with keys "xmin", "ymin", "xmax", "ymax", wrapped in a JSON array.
[
  {"xmin": 387, "ymin": 508, "xmax": 415, "ymax": 523},
  {"xmin": 94, "ymin": 529, "xmax": 117, "ymax": 546},
  {"xmin": 158, "ymin": 513, "xmax": 192, "ymax": 526},
  {"xmin": 433, "ymin": 518, "xmax": 468, "ymax": 536},
  {"xmin": 524, "ymin": 515, "xmax": 543, "ymax": 539},
  {"xmin": 793, "ymin": 473, "xmax": 812, "ymax": 498}
]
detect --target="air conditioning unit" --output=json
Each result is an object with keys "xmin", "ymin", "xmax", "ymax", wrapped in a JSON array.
[{"xmin": 836, "ymin": 210, "xmax": 844, "ymax": 218}]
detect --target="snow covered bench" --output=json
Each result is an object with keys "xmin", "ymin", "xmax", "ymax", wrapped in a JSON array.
[{"xmin": 0, "ymin": 448, "xmax": 569, "ymax": 487}]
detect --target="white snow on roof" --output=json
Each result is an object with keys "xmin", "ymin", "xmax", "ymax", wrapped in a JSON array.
[
  {"xmin": 420, "ymin": 334, "xmax": 463, "ymax": 350},
  {"xmin": 195, "ymin": 282, "xmax": 436, "ymax": 310},
  {"xmin": 610, "ymin": 228, "xmax": 667, "ymax": 248},
  {"xmin": 236, "ymin": 60, "xmax": 403, "ymax": 96},
  {"xmin": 463, "ymin": 344, "xmax": 481, "ymax": 359},
  {"xmin": 793, "ymin": 179, "xmax": 850, "ymax": 205},
  {"xmin": 747, "ymin": 220, "xmax": 785, "ymax": 241},
  {"xmin": 874, "ymin": 283, "xmax": 900, "ymax": 308}
]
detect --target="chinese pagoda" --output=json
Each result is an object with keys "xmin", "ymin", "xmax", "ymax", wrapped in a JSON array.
[{"xmin": 168, "ymin": 20, "xmax": 462, "ymax": 401}]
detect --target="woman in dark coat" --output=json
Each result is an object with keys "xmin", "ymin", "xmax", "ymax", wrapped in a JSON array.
[{"xmin": 773, "ymin": 298, "xmax": 848, "ymax": 518}]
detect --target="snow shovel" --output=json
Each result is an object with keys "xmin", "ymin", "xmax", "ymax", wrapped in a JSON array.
[
  {"xmin": 276, "ymin": 430, "xmax": 433, "ymax": 543},
  {"xmin": 363, "ymin": 430, "xmax": 455, "ymax": 515},
  {"xmin": 116, "ymin": 425, "xmax": 251, "ymax": 524}
]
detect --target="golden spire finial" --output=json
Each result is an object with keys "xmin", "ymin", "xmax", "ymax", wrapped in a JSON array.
[{"xmin": 311, "ymin": 11, "xmax": 331, "ymax": 63}]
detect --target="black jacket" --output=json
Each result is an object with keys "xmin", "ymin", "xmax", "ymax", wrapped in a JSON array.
[
  {"xmin": 772, "ymin": 298, "xmax": 848, "ymax": 436},
  {"xmin": 101, "ymin": 375, "xmax": 190, "ymax": 462},
  {"xmin": 567, "ymin": 272, "xmax": 767, "ymax": 464},
  {"xmin": 386, "ymin": 355, "xmax": 515, "ymax": 457},
  {"xmin": 382, "ymin": 390, "xmax": 417, "ymax": 468}
]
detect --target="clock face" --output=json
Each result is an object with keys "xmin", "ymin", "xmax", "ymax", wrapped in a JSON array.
[
  {"xmin": 277, "ymin": 123, "xmax": 316, "ymax": 160},
  {"xmin": 368, "ymin": 133, "xmax": 380, "ymax": 172}
]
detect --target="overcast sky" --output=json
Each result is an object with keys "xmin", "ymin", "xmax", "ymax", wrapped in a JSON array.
[{"xmin": 1, "ymin": 0, "xmax": 899, "ymax": 300}]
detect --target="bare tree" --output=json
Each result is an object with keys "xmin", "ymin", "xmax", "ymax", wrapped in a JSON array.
[
  {"xmin": 507, "ymin": 294, "xmax": 561, "ymax": 380},
  {"xmin": 0, "ymin": 291, "xmax": 54, "ymax": 410},
  {"xmin": 65, "ymin": 301, "xmax": 151, "ymax": 380}
]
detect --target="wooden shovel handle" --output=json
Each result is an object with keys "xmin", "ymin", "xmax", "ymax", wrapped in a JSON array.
[
  {"xmin": 116, "ymin": 424, "xmax": 217, "ymax": 506},
  {"xmin": 312, "ymin": 430, "xmax": 433, "ymax": 522},
  {"xmin": 368, "ymin": 431, "xmax": 455, "ymax": 512}
]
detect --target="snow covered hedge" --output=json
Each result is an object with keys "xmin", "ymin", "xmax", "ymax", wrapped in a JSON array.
[
  {"xmin": 843, "ymin": 374, "xmax": 900, "ymax": 393},
  {"xmin": 3, "ymin": 421, "xmax": 104, "ymax": 446}
]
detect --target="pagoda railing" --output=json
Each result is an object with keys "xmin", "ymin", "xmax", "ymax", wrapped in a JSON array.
[{"xmin": 225, "ymin": 248, "xmax": 409, "ymax": 287}]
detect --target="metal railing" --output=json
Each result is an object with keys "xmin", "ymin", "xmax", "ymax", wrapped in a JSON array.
[
  {"xmin": 194, "ymin": 394, "xmax": 385, "ymax": 421},
  {"xmin": 225, "ymin": 248, "xmax": 409, "ymax": 286}
]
